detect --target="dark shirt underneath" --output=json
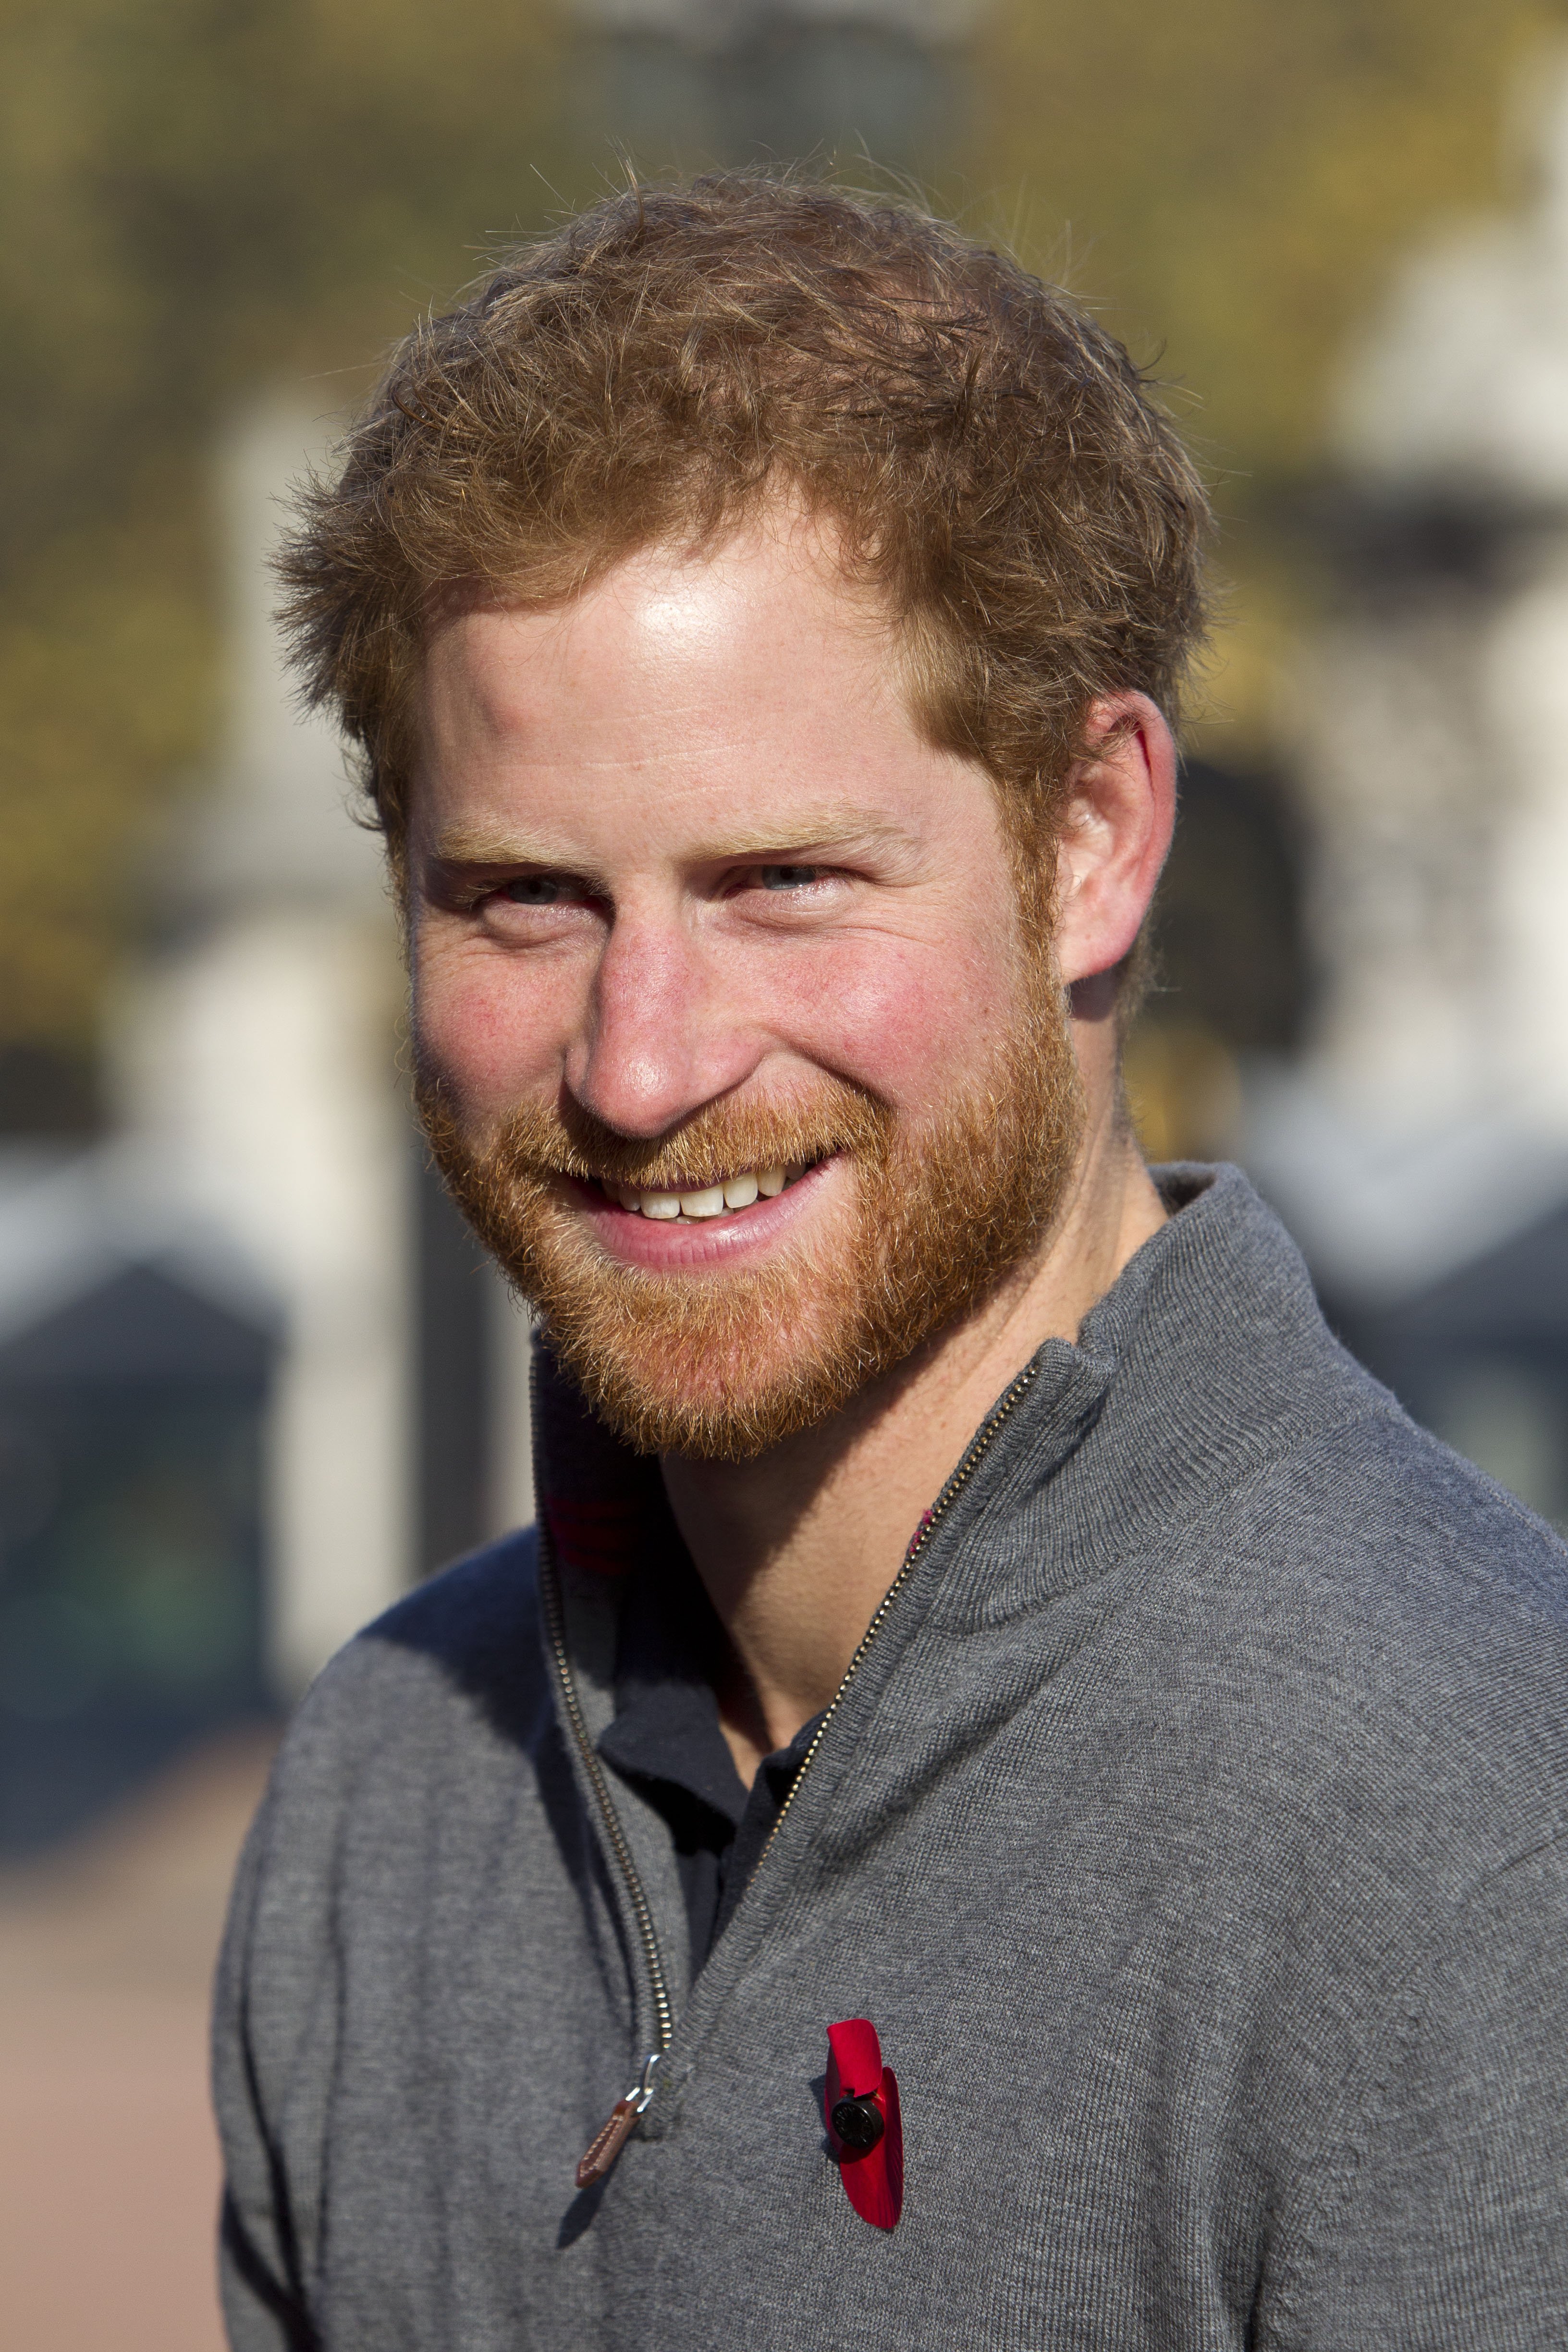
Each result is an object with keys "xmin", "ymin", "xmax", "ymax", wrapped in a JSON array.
[{"xmin": 596, "ymin": 1545, "xmax": 821, "ymax": 1971}]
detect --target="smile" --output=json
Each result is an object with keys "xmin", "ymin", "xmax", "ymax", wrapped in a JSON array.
[{"xmin": 589, "ymin": 1163, "xmax": 815, "ymax": 1222}]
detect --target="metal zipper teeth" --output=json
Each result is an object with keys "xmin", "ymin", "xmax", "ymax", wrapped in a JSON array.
[
  {"xmin": 751, "ymin": 1353, "xmax": 1043, "ymax": 1878},
  {"xmin": 537, "ymin": 1350, "xmax": 1041, "ymax": 2063},
  {"xmin": 539, "ymin": 1526, "xmax": 677, "ymax": 2056}
]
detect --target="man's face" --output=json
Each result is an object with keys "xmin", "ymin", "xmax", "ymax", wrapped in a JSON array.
[{"xmin": 409, "ymin": 509, "xmax": 1081, "ymax": 1458}]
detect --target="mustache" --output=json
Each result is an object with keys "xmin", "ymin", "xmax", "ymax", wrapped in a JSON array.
[{"xmin": 416, "ymin": 1070, "xmax": 890, "ymax": 1196}]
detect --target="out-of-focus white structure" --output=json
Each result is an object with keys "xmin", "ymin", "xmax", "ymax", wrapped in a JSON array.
[
  {"xmin": 1255, "ymin": 53, "xmax": 1568, "ymax": 1292},
  {"xmin": 169, "ymin": 402, "xmax": 539, "ymax": 1687},
  {"xmin": 1249, "ymin": 52, "xmax": 1568, "ymax": 1520},
  {"xmin": 110, "ymin": 405, "xmax": 418, "ymax": 1695}
]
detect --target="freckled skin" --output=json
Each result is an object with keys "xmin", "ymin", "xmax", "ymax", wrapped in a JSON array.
[{"xmin": 408, "ymin": 504, "xmax": 1177, "ymax": 1776}]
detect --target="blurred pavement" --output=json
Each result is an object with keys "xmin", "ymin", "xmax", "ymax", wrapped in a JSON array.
[{"xmin": 0, "ymin": 1728, "xmax": 276, "ymax": 2351}]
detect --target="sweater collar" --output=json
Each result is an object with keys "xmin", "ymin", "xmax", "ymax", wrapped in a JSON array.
[{"xmin": 531, "ymin": 1164, "xmax": 1351, "ymax": 1626}]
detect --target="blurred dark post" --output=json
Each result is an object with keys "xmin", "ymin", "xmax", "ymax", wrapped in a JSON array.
[
  {"xmin": 567, "ymin": 0, "xmax": 983, "ymax": 177},
  {"xmin": 416, "ymin": 1156, "xmax": 497, "ymax": 1573}
]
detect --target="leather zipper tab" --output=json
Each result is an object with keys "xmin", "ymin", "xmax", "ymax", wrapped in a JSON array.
[
  {"xmin": 576, "ymin": 2052, "xmax": 661, "ymax": 2189},
  {"xmin": 576, "ymin": 2097, "xmax": 638, "ymax": 2188}
]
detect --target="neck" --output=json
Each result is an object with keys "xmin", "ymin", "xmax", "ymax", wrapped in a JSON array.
[{"xmin": 660, "ymin": 1057, "xmax": 1165, "ymax": 1785}]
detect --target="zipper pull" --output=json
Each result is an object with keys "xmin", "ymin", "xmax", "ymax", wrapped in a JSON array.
[{"xmin": 576, "ymin": 2051, "xmax": 661, "ymax": 2188}]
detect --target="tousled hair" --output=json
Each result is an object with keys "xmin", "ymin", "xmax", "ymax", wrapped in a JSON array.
[{"xmin": 277, "ymin": 171, "xmax": 1212, "ymax": 881}]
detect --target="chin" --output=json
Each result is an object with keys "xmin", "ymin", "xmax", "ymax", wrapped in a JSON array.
[{"xmin": 546, "ymin": 1312, "xmax": 870, "ymax": 1462}]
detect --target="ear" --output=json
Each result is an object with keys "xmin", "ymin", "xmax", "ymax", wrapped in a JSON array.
[{"xmin": 1053, "ymin": 692, "xmax": 1176, "ymax": 985}]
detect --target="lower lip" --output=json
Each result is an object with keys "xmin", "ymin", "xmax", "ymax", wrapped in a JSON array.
[{"xmin": 568, "ymin": 1158, "xmax": 838, "ymax": 1270}]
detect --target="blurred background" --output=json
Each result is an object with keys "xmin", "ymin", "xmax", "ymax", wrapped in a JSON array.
[{"xmin": 2, "ymin": 0, "xmax": 1567, "ymax": 2339}]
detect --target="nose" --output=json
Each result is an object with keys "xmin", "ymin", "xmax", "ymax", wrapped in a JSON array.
[{"xmin": 564, "ymin": 907, "xmax": 764, "ymax": 1139}]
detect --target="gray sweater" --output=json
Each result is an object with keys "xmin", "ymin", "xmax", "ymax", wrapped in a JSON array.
[{"xmin": 213, "ymin": 1166, "xmax": 1568, "ymax": 2348}]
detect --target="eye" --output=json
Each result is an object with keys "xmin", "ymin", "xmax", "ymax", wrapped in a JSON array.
[
  {"xmin": 756, "ymin": 864, "xmax": 823, "ymax": 891},
  {"xmin": 502, "ymin": 874, "xmax": 569, "ymax": 906}
]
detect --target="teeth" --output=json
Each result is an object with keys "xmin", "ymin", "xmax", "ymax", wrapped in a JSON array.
[{"xmin": 600, "ymin": 1165, "xmax": 804, "ymax": 1219}]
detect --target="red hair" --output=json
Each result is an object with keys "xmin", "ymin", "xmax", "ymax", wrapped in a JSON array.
[{"xmin": 278, "ymin": 172, "xmax": 1211, "ymax": 870}]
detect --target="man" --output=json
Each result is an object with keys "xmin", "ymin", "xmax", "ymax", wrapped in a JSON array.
[{"xmin": 215, "ymin": 176, "xmax": 1568, "ymax": 2349}]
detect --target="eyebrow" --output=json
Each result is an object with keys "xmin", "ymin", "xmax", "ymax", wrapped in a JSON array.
[
  {"xmin": 427, "ymin": 822, "xmax": 565, "ymax": 867},
  {"xmin": 426, "ymin": 808, "xmax": 919, "ymax": 869},
  {"xmin": 692, "ymin": 810, "xmax": 917, "ymax": 863}
]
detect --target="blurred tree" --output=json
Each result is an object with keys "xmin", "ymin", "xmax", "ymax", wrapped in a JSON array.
[
  {"xmin": 0, "ymin": 0, "xmax": 1562, "ymax": 1125},
  {"xmin": 0, "ymin": 0, "xmax": 567, "ymax": 1125},
  {"xmin": 980, "ymin": 0, "xmax": 1566, "ymax": 747}
]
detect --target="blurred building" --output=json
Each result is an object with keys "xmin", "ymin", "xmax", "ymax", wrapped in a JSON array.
[
  {"xmin": 0, "ymin": 1150, "xmax": 276, "ymax": 1853},
  {"xmin": 1249, "ymin": 54, "xmax": 1568, "ymax": 1529}
]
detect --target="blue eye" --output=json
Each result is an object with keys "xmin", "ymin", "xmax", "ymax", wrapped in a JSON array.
[
  {"xmin": 504, "ymin": 875, "xmax": 564, "ymax": 905},
  {"xmin": 758, "ymin": 865, "xmax": 821, "ymax": 891}
]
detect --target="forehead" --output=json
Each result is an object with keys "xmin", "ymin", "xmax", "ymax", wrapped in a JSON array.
[{"xmin": 411, "ymin": 512, "xmax": 987, "ymax": 859}]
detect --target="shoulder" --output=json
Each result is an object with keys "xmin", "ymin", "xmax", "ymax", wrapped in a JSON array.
[
  {"xmin": 1239, "ymin": 1390, "xmax": 1568, "ymax": 1642},
  {"xmin": 1070, "ymin": 1167, "xmax": 1568, "ymax": 1781},
  {"xmin": 243, "ymin": 1527, "xmax": 555, "ymax": 1881},
  {"xmin": 212, "ymin": 1527, "xmax": 565, "ymax": 2269},
  {"xmin": 317, "ymin": 1520, "xmax": 546, "ymax": 1729},
  {"xmin": 1199, "ymin": 1402, "xmax": 1568, "ymax": 1860},
  {"xmin": 362, "ymin": 1521, "xmax": 547, "ymax": 1691}
]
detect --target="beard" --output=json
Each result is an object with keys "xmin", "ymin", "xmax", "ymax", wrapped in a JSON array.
[{"xmin": 417, "ymin": 943, "xmax": 1083, "ymax": 1463}]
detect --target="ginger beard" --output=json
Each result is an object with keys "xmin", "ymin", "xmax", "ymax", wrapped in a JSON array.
[{"xmin": 417, "ymin": 902, "xmax": 1084, "ymax": 1462}]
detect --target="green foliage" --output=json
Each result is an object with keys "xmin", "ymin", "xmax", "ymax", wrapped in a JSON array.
[
  {"xmin": 984, "ymin": 0, "xmax": 1560, "ymax": 475},
  {"xmin": 0, "ymin": 0, "xmax": 569, "ymax": 570},
  {"xmin": 978, "ymin": 0, "xmax": 1565, "ymax": 742},
  {"xmin": 0, "ymin": 0, "xmax": 1561, "ymax": 1092},
  {"xmin": 0, "ymin": 504, "xmax": 213, "ymax": 1050},
  {"xmin": 0, "ymin": 0, "xmax": 565, "ymax": 1080}
]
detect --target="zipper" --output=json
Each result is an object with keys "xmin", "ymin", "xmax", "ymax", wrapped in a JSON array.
[
  {"xmin": 539, "ymin": 1523, "xmax": 677, "ymax": 2058},
  {"xmin": 539, "ymin": 1525, "xmax": 679, "ymax": 2187},
  {"xmin": 542, "ymin": 1350, "xmax": 1042, "ymax": 2181},
  {"xmin": 749, "ymin": 1353, "xmax": 1042, "ymax": 1880}
]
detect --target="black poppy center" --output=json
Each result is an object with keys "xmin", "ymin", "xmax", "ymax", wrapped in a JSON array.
[{"xmin": 831, "ymin": 2093, "xmax": 885, "ymax": 2153}]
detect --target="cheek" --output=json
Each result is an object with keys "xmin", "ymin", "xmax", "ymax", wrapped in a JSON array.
[
  {"xmin": 412, "ymin": 942, "xmax": 576, "ymax": 1110},
  {"xmin": 773, "ymin": 930, "xmax": 1017, "ymax": 1106}
]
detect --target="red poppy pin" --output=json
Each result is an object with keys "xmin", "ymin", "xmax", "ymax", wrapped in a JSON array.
[{"xmin": 825, "ymin": 2017, "xmax": 903, "ymax": 2230}]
